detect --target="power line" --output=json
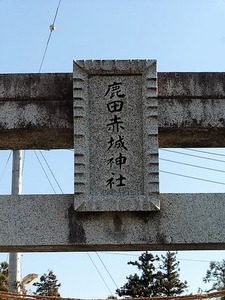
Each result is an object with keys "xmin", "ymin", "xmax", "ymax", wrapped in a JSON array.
[
  {"xmin": 37, "ymin": 0, "xmax": 64, "ymax": 193},
  {"xmin": 160, "ymin": 148, "xmax": 225, "ymax": 164},
  {"xmin": 160, "ymin": 169, "xmax": 225, "ymax": 186},
  {"xmin": 95, "ymin": 252, "xmax": 119, "ymax": 289},
  {"xmin": 22, "ymin": 150, "xmax": 26, "ymax": 176},
  {"xmin": 0, "ymin": 151, "xmax": 12, "ymax": 185},
  {"xmin": 103, "ymin": 252, "xmax": 138, "ymax": 257},
  {"xmin": 185, "ymin": 148, "xmax": 225, "ymax": 158},
  {"xmin": 104, "ymin": 252, "xmax": 212, "ymax": 263},
  {"xmin": 34, "ymin": 151, "xmax": 56, "ymax": 193},
  {"xmin": 87, "ymin": 253, "xmax": 113, "ymax": 296},
  {"xmin": 52, "ymin": 0, "xmax": 62, "ymax": 25},
  {"xmin": 178, "ymin": 258, "xmax": 211, "ymax": 263},
  {"xmin": 38, "ymin": 0, "xmax": 62, "ymax": 73},
  {"xmin": 160, "ymin": 158, "xmax": 225, "ymax": 174},
  {"xmin": 39, "ymin": 150, "xmax": 64, "ymax": 193},
  {"xmin": 160, "ymin": 149, "xmax": 225, "ymax": 185},
  {"xmin": 38, "ymin": 31, "xmax": 53, "ymax": 73}
]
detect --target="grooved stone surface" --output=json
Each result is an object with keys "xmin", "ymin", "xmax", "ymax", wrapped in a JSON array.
[{"xmin": 73, "ymin": 60, "xmax": 159, "ymax": 211}]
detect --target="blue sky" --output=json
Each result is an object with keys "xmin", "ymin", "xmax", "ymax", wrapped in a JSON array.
[
  {"xmin": 1, "ymin": 0, "xmax": 225, "ymax": 298},
  {"xmin": 1, "ymin": 0, "xmax": 225, "ymax": 73}
]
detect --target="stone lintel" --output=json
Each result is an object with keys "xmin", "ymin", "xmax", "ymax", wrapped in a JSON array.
[
  {"xmin": 0, "ymin": 193, "xmax": 225, "ymax": 251},
  {"xmin": 1, "ymin": 72, "xmax": 225, "ymax": 149}
]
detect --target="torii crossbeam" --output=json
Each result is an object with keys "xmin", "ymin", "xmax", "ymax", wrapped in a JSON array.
[{"xmin": 0, "ymin": 70, "xmax": 225, "ymax": 251}]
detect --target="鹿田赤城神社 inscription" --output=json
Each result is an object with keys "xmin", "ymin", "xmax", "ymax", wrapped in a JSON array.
[{"xmin": 73, "ymin": 60, "xmax": 159, "ymax": 211}]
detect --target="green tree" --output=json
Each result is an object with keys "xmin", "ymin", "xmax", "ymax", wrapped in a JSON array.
[
  {"xmin": 203, "ymin": 260, "xmax": 225, "ymax": 292},
  {"xmin": 116, "ymin": 252, "xmax": 161, "ymax": 297},
  {"xmin": 157, "ymin": 252, "xmax": 188, "ymax": 296},
  {"xmin": 0, "ymin": 261, "xmax": 9, "ymax": 292},
  {"xmin": 116, "ymin": 251, "xmax": 188, "ymax": 298},
  {"xmin": 33, "ymin": 270, "xmax": 61, "ymax": 296}
]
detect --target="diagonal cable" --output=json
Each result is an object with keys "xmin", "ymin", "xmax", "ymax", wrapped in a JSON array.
[
  {"xmin": 87, "ymin": 253, "xmax": 113, "ymax": 295},
  {"xmin": 52, "ymin": 0, "xmax": 62, "ymax": 25},
  {"xmin": 0, "ymin": 151, "xmax": 12, "ymax": 185},
  {"xmin": 39, "ymin": 150, "xmax": 64, "ymax": 193},
  {"xmin": 34, "ymin": 150, "xmax": 56, "ymax": 193},
  {"xmin": 160, "ymin": 158, "xmax": 225, "ymax": 174},
  {"xmin": 160, "ymin": 148, "xmax": 225, "ymax": 164},
  {"xmin": 38, "ymin": 31, "xmax": 53, "ymax": 73},
  {"xmin": 38, "ymin": 0, "xmax": 62, "ymax": 72},
  {"xmin": 22, "ymin": 150, "xmax": 26, "ymax": 176},
  {"xmin": 185, "ymin": 148, "xmax": 225, "ymax": 158},
  {"xmin": 95, "ymin": 252, "xmax": 119, "ymax": 289},
  {"xmin": 160, "ymin": 169, "xmax": 225, "ymax": 186}
]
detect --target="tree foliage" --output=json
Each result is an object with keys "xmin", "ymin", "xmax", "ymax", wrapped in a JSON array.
[
  {"xmin": 33, "ymin": 270, "xmax": 61, "ymax": 296},
  {"xmin": 116, "ymin": 251, "xmax": 188, "ymax": 298},
  {"xmin": 0, "ymin": 263, "xmax": 61, "ymax": 297},
  {"xmin": 0, "ymin": 261, "xmax": 9, "ymax": 292},
  {"xmin": 203, "ymin": 260, "xmax": 225, "ymax": 292},
  {"xmin": 157, "ymin": 252, "xmax": 188, "ymax": 296},
  {"xmin": 116, "ymin": 252, "xmax": 160, "ymax": 297}
]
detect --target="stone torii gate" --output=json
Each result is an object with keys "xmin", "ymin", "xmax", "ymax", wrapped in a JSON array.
[{"xmin": 1, "ymin": 60, "xmax": 225, "ymax": 252}]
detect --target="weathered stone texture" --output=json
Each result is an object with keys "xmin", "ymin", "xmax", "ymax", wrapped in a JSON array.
[
  {"xmin": 1, "ymin": 72, "xmax": 225, "ymax": 148},
  {"xmin": 0, "ymin": 73, "xmax": 73, "ymax": 149},
  {"xmin": 0, "ymin": 71, "xmax": 225, "ymax": 251},
  {"xmin": 73, "ymin": 60, "xmax": 159, "ymax": 211},
  {"xmin": 0, "ymin": 193, "xmax": 225, "ymax": 251},
  {"xmin": 158, "ymin": 72, "xmax": 225, "ymax": 147}
]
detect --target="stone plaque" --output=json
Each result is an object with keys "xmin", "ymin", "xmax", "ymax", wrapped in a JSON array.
[{"xmin": 73, "ymin": 60, "xmax": 159, "ymax": 211}]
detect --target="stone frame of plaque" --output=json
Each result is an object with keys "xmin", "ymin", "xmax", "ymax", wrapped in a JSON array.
[{"xmin": 73, "ymin": 60, "xmax": 159, "ymax": 211}]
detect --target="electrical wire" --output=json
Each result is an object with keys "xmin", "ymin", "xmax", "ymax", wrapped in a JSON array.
[
  {"xmin": 39, "ymin": 150, "xmax": 64, "ymax": 193},
  {"xmin": 95, "ymin": 252, "xmax": 119, "ymax": 289},
  {"xmin": 185, "ymin": 148, "xmax": 225, "ymax": 158},
  {"xmin": 87, "ymin": 253, "xmax": 113, "ymax": 295},
  {"xmin": 37, "ymin": 0, "xmax": 64, "ymax": 193},
  {"xmin": 35, "ymin": 151, "xmax": 115, "ymax": 295},
  {"xmin": 38, "ymin": 31, "xmax": 52, "ymax": 73},
  {"xmin": 160, "ymin": 149, "xmax": 225, "ymax": 185},
  {"xmin": 160, "ymin": 169, "xmax": 225, "ymax": 186},
  {"xmin": 22, "ymin": 150, "xmax": 26, "ymax": 176},
  {"xmin": 104, "ymin": 252, "xmax": 212, "ymax": 263},
  {"xmin": 160, "ymin": 158, "xmax": 225, "ymax": 174},
  {"xmin": 0, "ymin": 151, "xmax": 12, "ymax": 185},
  {"xmin": 34, "ymin": 150, "xmax": 56, "ymax": 193},
  {"xmin": 52, "ymin": 0, "xmax": 62, "ymax": 25},
  {"xmin": 38, "ymin": 0, "xmax": 62, "ymax": 73},
  {"xmin": 104, "ymin": 252, "xmax": 138, "ymax": 257},
  {"xmin": 160, "ymin": 148, "xmax": 225, "ymax": 164},
  {"xmin": 178, "ymin": 258, "xmax": 211, "ymax": 263}
]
